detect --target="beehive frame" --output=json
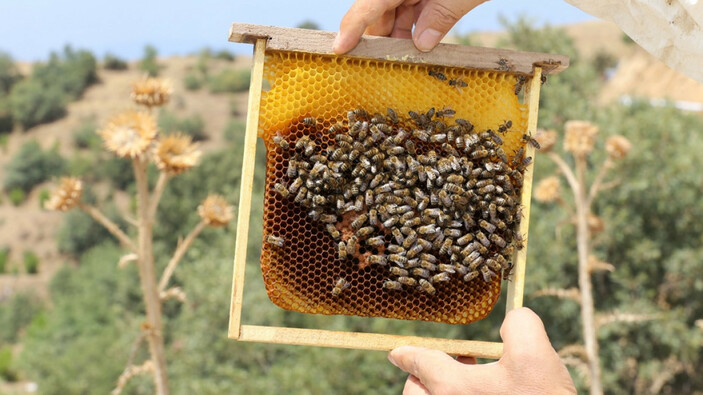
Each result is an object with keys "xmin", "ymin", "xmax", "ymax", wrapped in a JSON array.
[{"xmin": 227, "ymin": 23, "xmax": 568, "ymax": 359}]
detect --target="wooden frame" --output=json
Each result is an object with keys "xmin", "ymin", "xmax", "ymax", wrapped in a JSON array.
[{"xmin": 228, "ymin": 23, "xmax": 565, "ymax": 359}]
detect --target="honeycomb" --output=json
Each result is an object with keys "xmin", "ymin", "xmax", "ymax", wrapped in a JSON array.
[{"xmin": 258, "ymin": 50, "xmax": 529, "ymax": 325}]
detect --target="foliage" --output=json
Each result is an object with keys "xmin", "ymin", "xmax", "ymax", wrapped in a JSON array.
[
  {"xmin": 7, "ymin": 188, "xmax": 26, "ymax": 206},
  {"xmin": 96, "ymin": 156, "xmax": 134, "ymax": 190},
  {"xmin": 56, "ymin": 204, "xmax": 125, "ymax": 258},
  {"xmin": 0, "ymin": 292, "xmax": 43, "ymax": 344},
  {"xmin": 139, "ymin": 45, "xmax": 161, "ymax": 77},
  {"xmin": 222, "ymin": 119, "xmax": 245, "ymax": 142},
  {"xmin": 71, "ymin": 118, "xmax": 100, "ymax": 149},
  {"xmin": 31, "ymin": 46, "xmax": 98, "ymax": 100},
  {"xmin": 38, "ymin": 188, "xmax": 51, "ymax": 208},
  {"xmin": 103, "ymin": 53, "xmax": 128, "ymax": 70},
  {"xmin": 296, "ymin": 20, "xmax": 321, "ymax": 30},
  {"xmin": 0, "ymin": 346, "xmax": 17, "ymax": 381},
  {"xmin": 0, "ymin": 97, "xmax": 12, "ymax": 133},
  {"xmin": 183, "ymin": 73, "xmax": 202, "ymax": 91},
  {"xmin": 3, "ymin": 140, "xmax": 65, "ymax": 192},
  {"xmin": 8, "ymin": 78, "xmax": 66, "ymax": 129},
  {"xmin": 214, "ymin": 50, "xmax": 235, "ymax": 62},
  {"xmin": 23, "ymin": 251, "xmax": 39, "ymax": 274},
  {"xmin": 0, "ymin": 247, "xmax": 8, "ymax": 274},
  {"xmin": 158, "ymin": 110, "xmax": 207, "ymax": 141},
  {"xmin": 207, "ymin": 69, "xmax": 250, "ymax": 94},
  {"xmin": 0, "ymin": 51, "xmax": 22, "ymax": 95},
  {"xmin": 17, "ymin": 244, "xmax": 150, "ymax": 394}
]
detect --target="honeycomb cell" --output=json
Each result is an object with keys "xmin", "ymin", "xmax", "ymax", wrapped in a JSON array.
[{"xmin": 258, "ymin": 50, "xmax": 529, "ymax": 325}]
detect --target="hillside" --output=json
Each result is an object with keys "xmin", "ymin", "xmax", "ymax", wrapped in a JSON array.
[{"xmin": 0, "ymin": 55, "xmax": 251, "ymax": 299}]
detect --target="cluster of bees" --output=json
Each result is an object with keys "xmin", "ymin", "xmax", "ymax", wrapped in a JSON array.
[{"xmin": 266, "ymin": 107, "xmax": 530, "ymax": 296}]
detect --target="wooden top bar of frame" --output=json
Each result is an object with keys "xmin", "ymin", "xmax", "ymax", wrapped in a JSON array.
[{"xmin": 229, "ymin": 22, "xmax": 569, "ymax": 76}]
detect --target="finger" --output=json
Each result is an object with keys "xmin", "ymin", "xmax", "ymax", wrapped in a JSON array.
[
  {"xmin": 365, "ymin": 9, "xmax": 396, "ymax": 36},
  {"xmin": 456, "ymin": 355, "xmax": 477, "ymax": 365},
  {"xmin": 390, "ymin": 4, "xmax": 415, "ymax": 39},
  {"xmin": 403, "ymin": 375, "xmax": 431, "ymax": 395},
  {"xmin": 389, "ymin": 346, "xmax": 463, "ymax": 391},
  {"xmin": 500, "ymin": 307, "xmax": 557, "ymax": 363},
  {"xmin": 334, "ymin": 0, "xmax": 406, "ymax": 54},
  {"xmin": 413, "ymin": 0, "xmax": 488, "ymax": 51}
]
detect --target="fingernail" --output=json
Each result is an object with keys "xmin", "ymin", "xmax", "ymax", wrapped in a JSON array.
[
  {"xmin": 387, "ymin": 352, "xmax": 399, "ymax": 368},
  {"xmin": 415, "ymin": 29, "xmax": 442, "ymax": 52},
  {"xmin": 332, "ymin": 34, "xmax": 342, "ymax": 53}
]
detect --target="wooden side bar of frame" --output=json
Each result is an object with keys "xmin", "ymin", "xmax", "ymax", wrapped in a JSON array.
[{"xmin": 227, "ymin": 24, "xmax": 561, "ymax": 358}]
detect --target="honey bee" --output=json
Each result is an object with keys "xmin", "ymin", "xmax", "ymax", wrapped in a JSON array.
[
  {"xmin": 448, "ymin": 78, "xmax": 468, "ymax": 88},
  {"xmin": 312, "ymin": 195, "xmax": 327, "ymax": 205},
  {"xmin": 455, "ymin": 118, "xmax": 473, "ymax": 132},
  {"xmin": 429, "ymin": 133, "xmax": 447, "ymax": 143},
  {"xmin": 419, "ymin": 259, "xmax": 437, "ymax": 271},
  {"xmin": 320, "ymin": 214, "xmax": 337, "ymax": 224},
  {"xmin": 303, "ymin": 117, "xmax": 317, "ymax": 127},
  {"xmin": 337, "ymin": 241, "xmax": 348, "ymax": 260},
  {"xmin": 265, "ymin": 235, "xmax": 285, "ymax": 248},
  {"xmin": 303, "ymin": 140, "xmax": 316, "ymax": 156},
  {"xmin": 411, "ymin": 267, "xmax": 430, "ymax": 278},
  {"xmin": 366, "ymin": 236, "xmax": 385, "ymax": 247},
  {"xmin": 346, "ymin": 235, "xmax": 358, "ymax": 255},
  {"xmin": 443, "ymin": 228, "xmax": 461, "ymax": 238},
  {"xmin": 463, "ymin": 271, "xmax": 479, "ymax": 282},
  {"xmin": 326, "ymin": 224, "xmax": 341, "ymax": 240},
  {"xmin": 273, "ymin": 182, "xmax": 289, "ymax": 198},
  {"xmin": 294, "ymin": 186, "xmax": 308, "ymax": 203},
  {"xmin": 386, "ymin": 244, "xmax": 405, "ymax": 254},
  {"xmin": 386, "ymin": 108, "xmax": 399, "ymax": 124},
  {"xmin": 436, "ymin": 107, "xmax": 456, "ymax": 118},
  {"xmin": 479, "ymin": 219, "xmax": 497, "ymax": 233},
  {"xmin": 383, "ymin": 280, "xmax": 403, "ymax": 290},
  {"xmin": 418, "ymin": 279, "xmax": 436, "ymax": 295},
  {"xmin": 486, "ymin": 258, "xmax": 502, "ymax": 273},
  {"xmin": 352, "ymin": 108, "xmax": 369, "ymax": 121},
  {"xmin": 390, "ymin": 267, "xmax": 409, "ymax": 277},
  {"xmin": 389, "ymin": 254, "xmax": 408, "ymax": 266},
  {"xmin": 470, "ymin": 149, "xmax": 489, "ymax": 160},
  {"xmin": 438, "ymin": 263, "xmax": 456, "ymax": 274},
  {"xmin": 406, "ymin": 244, "xmax": 424, "ymax": 259},
  {"xmin": 481, "ymin": 266, "xmax": 496, "ymax": 283},
  {"xmin": 402, "ymin": 231, "xmax": 418, "ymax": 249},
  {"xmin": 439, "ymin": 238, "xmax": 453, "ymax": 256},
  {"xmin": 331, "ymin": 277, "xmax": 350, "ymax": 296},
  {"xmin": 356, "ymin": 226, "xmax": 374, "ymax": 238},
  {"xmin": 368, "ymin": 209, "xmax": 378, "ymax": 226},
  {"xmin": 391, "ymin": 228, "xmax": 404, "ymax": 244},
  {"xmin": 383, "ymin": 216, "xmax": 399, "ymax": 228},
  {"xmin": 431, "ymin": 272, "xmax": 451, "ymax": 284},
  {"xmin": 487, "ymin": 129, "xmax": 503, "ymax": 145},
  {"xmin": 420, "ymin": 253, "xmax": 437, "ymax": 263},
  {"xmin": 368, "ymin": 254, "xmax": 387, "ymax": 266},
  {"xmin": 273, "ymin": 132, "xmax": 289, "ymax": 149},
  {"xmin": 498, "ymin": 120, "xmax": 513, "ymax": 134},
  {"xmin": 476, "ymin": 231, "xmax": 490, "ymax": 247},
  {"xmin": 514, "ymin": 76, "xmax": 526, "ymax": 95},
  {"xmin": 351, "ymin": 213, "xmax": 368, "ymax": 229},
  {"xmin": 397, "ymin": 276, "xmax": 417, "ymax": 286},
  {"xmin": 428, "ymin": 69, "xmax": 447, "ymax": 81}
]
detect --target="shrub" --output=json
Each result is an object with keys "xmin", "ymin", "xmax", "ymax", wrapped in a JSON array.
[
  {"xmin": 0, "ymin": 97, "xmax": 13, "ymax": 133},
  {"xmin": 71, "ymin": 118, "xmax": 100, "ymax": 149},
  {"xmin": 183, "ymin": 73, "xmax": 202, "ymax": 91},
  {"xmin": 0, "ymin": 346, "xmax": 17, "ymax": 381},
  {"xmin": 158, "ymin": 110, "xmax": 207, "ymax": 141},
  {"xmin": 0, "ymin": 247, "xmax": 8, "ymax": 274},
  {"xmin": 32, "ymin": 46, "xmax": 98, "ymax": 100},
  {"xmin": 8, "ymin": 79, "xmax": 66, "ymax": 129},
  {"xmin": 214, "ymin": 50, "xmax": 235, "ymax": 61},
  {"xmin": 0, "ymin": 51, "xmax": 21, "ymax": 95},
  {"xmin": 0, "ymin": 291, "xmax": 42, "ymax": 343},
  {"xmin": 8, "ymin": 188, "xmax": 26, "ymax": 206},
  {"xmin": 103, "ymin": 53, "xmax": 128, "ymax": 70},
  {"xmin": 38, "ymin": 188, "xmax": 51, "ymax": 208},
  {"xmin": 3, "ymin": 140, "xmax": 66, "ymax": 192},
  {"xmin": 57, "ymin": 206, "xmax": 124, "ymax": 257},
  {"xmin": 23, "ymin": 250, "xmax": 39, "ymax": 274},
  {"xmin": 207, "ymin": 69, "xmax": 250, "ymax": 93},
  {"xmin": 223, "ymin": 119, "xmax": 245, "ymax": 142},
  {"xmin": 139, "ymin": 45, "xmax": 161, "ymax": 77}
]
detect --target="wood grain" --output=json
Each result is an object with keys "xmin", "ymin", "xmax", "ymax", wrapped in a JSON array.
[
  {"xmin": 506, "ymin": 67, "xmax": 542, "ymax": 312},
  {"xmin": 228, "ymin": 39, "xmax": 267, "ymax": 339},
  {"xmin": 229, "ymin": 23, "xmax": 568, "ymax": 75},
  {"xmin": 237, "ymin": 325, "xmax": 504, "ymax": 359}
]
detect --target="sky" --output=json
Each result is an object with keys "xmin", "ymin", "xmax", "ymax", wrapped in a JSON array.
[{"xmin": 0, "ymin": 0, "xmax": 595, "ymax": 62}]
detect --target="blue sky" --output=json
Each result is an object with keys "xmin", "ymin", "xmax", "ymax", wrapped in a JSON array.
[{"xmin": 0, "ymin": 0, "xmax": 594, "ymax": 61}]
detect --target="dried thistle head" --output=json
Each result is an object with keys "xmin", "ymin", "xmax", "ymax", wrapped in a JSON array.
[
  {"xmin": 564, "ymin": 120, "xmax": 599, "ymax": 156},
  {"xmin": 99, "ymin": 110, "xmax": 158, "ymax": 159},
  {"xmin": 606, "ymin": 135, "xmax": 632, "ymax": 160},
  {"xmin": 197, "ymin": 194, "xmax": 234, "ymax": 227},
  {"xmin": 131, "ymin": 77, "xmax": 172, "ymax": 108},
  {"xmin": 45, "ymin": 177, "xmax": 83, "ymax": 211},
  {"xmin": 535, "ymin": 176, "xmax": 561, "ymax": 203},
  {"xmin": 153, "ymin": 134, "xmax": 201, "ymax": 175},
  {"xmin": 535, "ymin": 129, "xmax": 558, "ymax": 152}
]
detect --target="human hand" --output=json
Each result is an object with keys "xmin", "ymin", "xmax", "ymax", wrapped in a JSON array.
[
  {"xmin": 334, "ymin": 0, "xmax": 490, "ymax": 54},
  {"xmin": 387, "ymin": 308, "xmax": 577, "ymax": 394}
]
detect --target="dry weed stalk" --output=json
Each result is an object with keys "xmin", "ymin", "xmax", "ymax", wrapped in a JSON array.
[
  {"xmin": 534, "ymin": 121, "xmax": 634, "ymax": 395},
  {"xmin": 46, "ymin": 78, "xmax": 233, "ymax": 395}
]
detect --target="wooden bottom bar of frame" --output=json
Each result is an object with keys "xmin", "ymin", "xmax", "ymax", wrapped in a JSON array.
[{"xmin": 236, "ymin": 325, "xmax": 504, "ymax": 359}]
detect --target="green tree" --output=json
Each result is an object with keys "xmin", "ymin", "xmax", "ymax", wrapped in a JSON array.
[
  {"xmin": 8, "ymin": 78, "xmax": 66, "ymax": 129},
  {"xmin": 139, "ymin": 45, "xmax": 161, "ymax": 77},
  {"xmin": 296, "ymin": 20, "xmax": 321, "ymax": 30}
]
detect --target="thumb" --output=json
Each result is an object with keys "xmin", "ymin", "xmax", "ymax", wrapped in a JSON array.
[{"xmin": 413, "ymin": 0, "xmax": 489, "ymax": 52}]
